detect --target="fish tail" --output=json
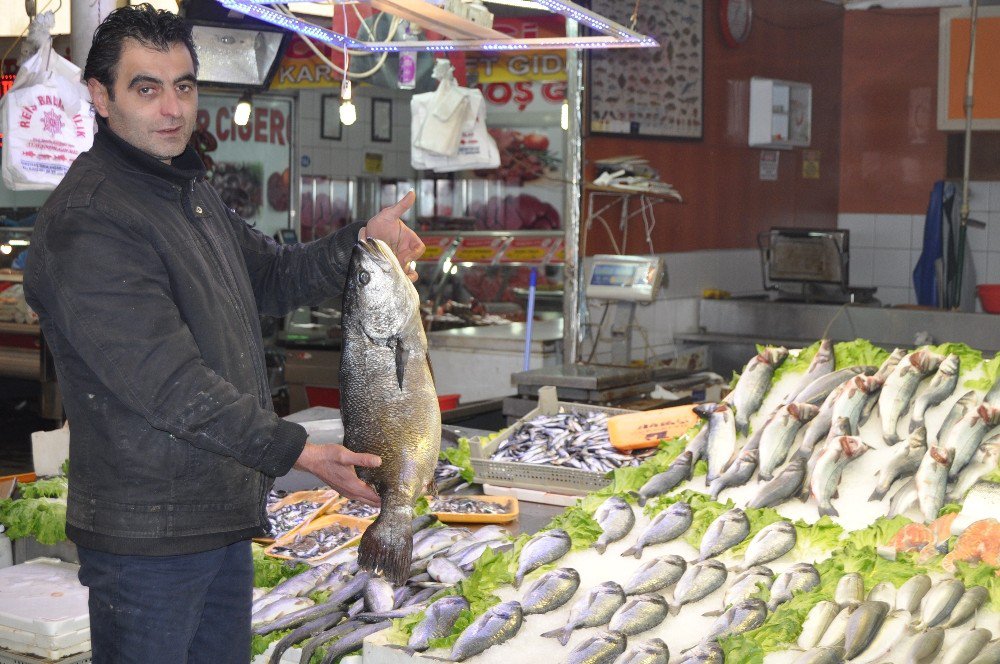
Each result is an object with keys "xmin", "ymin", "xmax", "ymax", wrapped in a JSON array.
[
  {"xmin": 620, "ymin": 544, "xmax": 643, "ymax": 559},
  {"xmin": 540, "ymin": 626, "xmax": 572, "ymax": 646},
  {"xmin": 868, "ymin": 485, "xmax": 887, "ymax": 502},
  {"xmin": 357, "ymin": 506, "xmax": 414, "ymax": 586},
  {"xmin": 628, "ymin": 491, "xmax": 646, "ymax": 507},
  {"xmin": 513, "ymin": 571, "xmax": 525, "ymax": 589},
  {"xmin": 701, "ymin": 609, "xmax": 723, "ymax": 617},
  {"xmin": 736, "ymin": 421, "xmax": 749, "ymax": 437},
  {"xmin": 592, "ymin": 538, "xmax": 608, "ymax": 554},
  {"xmin": 667, "ymin": 602, "xmax": 681, "ymax": 616},
  {"xmin": 817, "ymin": 503, "xmax": 839, "ymax": 518},
  {"xmin": 759, "ymin": 469, "xmax": 773, "ymax": 482}
]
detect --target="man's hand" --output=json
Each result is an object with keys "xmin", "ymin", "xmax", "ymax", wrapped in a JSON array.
[
  {"xmin": 293, "ymin": 442, "xmax": 381, "ymax": 504},
  {"xmin": 359, "ymin": 191, "xmax": 424, "ymax": 282}
]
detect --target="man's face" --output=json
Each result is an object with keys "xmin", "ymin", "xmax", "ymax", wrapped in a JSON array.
[{"xmin": 88, "ymin": 39, "xmax": 198, "ymax": 164}]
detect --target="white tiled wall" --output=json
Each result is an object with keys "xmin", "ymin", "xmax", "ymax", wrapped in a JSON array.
[{"xmin": 839, "ymin": 180, "xmax": 1000, "ymax": 308}]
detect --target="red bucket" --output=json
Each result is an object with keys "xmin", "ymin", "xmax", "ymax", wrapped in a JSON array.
[{"xmin": 977, "ymin": 284, "xmax": 1000, "ymax": 314}]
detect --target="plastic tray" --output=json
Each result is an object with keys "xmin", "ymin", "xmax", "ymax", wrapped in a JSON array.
[
  {"xmin": 255, "ymin": 489, "xmax": 340, "ymax": 544},
  {"xmin": 322, "ymin": 497, "xmax": 380, "ymax": 521},
  {"xmin": 428, "ymin": 495, "xmax": 519, "ymax": 524},
  {"xmin": 264, "ymin": 513, "xmax": 370, "ymax": 564},
  {"xmin": 469, "ymin": 386, "xmax": 633, "ymax": 495}
]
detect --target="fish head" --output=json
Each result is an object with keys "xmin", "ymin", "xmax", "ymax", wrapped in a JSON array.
[
  {"xmin": 908, "ymin": 426, "xmax": 928, "ymax": 447},
  {"xmin": 977, "ymin": 404, "xmax": 1000, "ymax": 427},
  {"xmin": 911, "ymin": 350, "xmax": 945, "ymax": 373},
  {"xmin": 693, "ymin": 403, "xmax": 717, "ymax": 419},
  {"xmin": 789, "ymin": 403, "xmax": 821, "ymax": 422},
  {"xmin": 929, "ymin": 446, "xmax": 953, "ymax": 466},
  {"xmin": 764, "ymin": 347, "xmax": 789, "ymax": 365},
  {"xmin": 344, "ymin": 238, "xmax": 418, "ymax": 339},
  {"xmin": 940, "ymin": 353, "xmax": 960, "ymax": 375},
  {"xmin": 837, "ymin": 435, "xmax": 869, "ymax": 457}
]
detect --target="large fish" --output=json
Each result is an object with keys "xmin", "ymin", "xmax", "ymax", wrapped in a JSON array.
[
  {"xmin": 782, "ymin": 339, "xmax": 835, "ymax": 404},
  {"xmin": 830, "ymin": 374, "xmax": 883, "ymax": 436},
  {"xmin": 916, "ymin": 445, "xmax": 953, "ymax": 523},
  {"xmin": 809, "ymin": 435, "xmax": 871, "ymax": 517},
  {"xmin": 758, "ymin": 403, "xmax": 819, "ymax": 480},
  {"xmin": 942, "ymin": 403, "xmax": 1000, "ymax": 480},
  {"xmin": 879, "ymin": 350, "xmax": 944, "ymax": 445},
  {"xmin": 869, "ymin": 426, "xmax": 927, "ymax": 502},
  {"xmin": 700, "ymin": 403, "xmax": 738, "ymax": 483},
  {"xmin": 341, "ymin": 238, "xmax": 441, "ymax": 585},
  {"xmin": 910, "ymin": 353, "xmax": 960, "ymax": 433},
  {"xmin": 792, "ymin": 365, "xmax": 876, "ymax": 407},
  {"xmin": 937, "ymin": 390, "xmax": 978, "ymax": 444},
  {"xmin": 727, "ymin": 346, "xmax": 788, "ymax": 436}
]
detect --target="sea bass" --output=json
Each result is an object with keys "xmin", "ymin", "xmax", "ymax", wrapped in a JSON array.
[
  {"xmin": 699, "ymin": 403, "xmax": 738, "ymax": 483},
  {"xmin": 916, "ymin": 446, "xmax": 953, "ymax": 523},
  {"xmin": 869, "ymin": 426, "xmax": 927, "ymax": 502},
  {"xmin": 810, "ymin": 435, "xmax": 871, "ymax": 517},
  {"xmin": 910, "ymin": 353, "xmax": 960, "ymax": 433},
  {"xmin": 341, "ymin": 238, "xmax": 441, "ymax": 585},
  {"xmin": 758, "ymin": 403, "xmax": 820, "ymax": 480},
  {"xmin": 880, "ymin": 350, "xmax": 944, "ymax": 445},
  {"xmin": 942, "ymin": 404, "xmax": 1000, "ymax": 480},
  {"xmin": 727, "ymin": 347, "xmax": 789, "ymax": 436}
]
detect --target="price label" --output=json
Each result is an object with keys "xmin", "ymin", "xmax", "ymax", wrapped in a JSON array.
[
  {"xmin": 416, "ymin": 235, "xmax": 455, "ymax": 262},
  {"xmin": 500, "ymin": 237, "xmax": 555, "ymax": 264},
  {"xmin": 453, "ymin": 237, "xmax": 506, "ymax": 264}
]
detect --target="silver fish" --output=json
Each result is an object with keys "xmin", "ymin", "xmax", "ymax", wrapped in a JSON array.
[
  {"xmin": 968, "ymin": 639, "xmax": 1000, "ymax": 664},
  {"xmin": 910, "ymin": 353, "xmax": 960, "ymax": 432},
  {"xmin": 407, "ymin": 596, "xmax": 470, "ymax": 652},
  {"xmin": 942, "ymin": 585, "xmax": 989, "ymax": 628},
  {"xmin": 632, "ymin": 451, "xmax": 693, "ymax": 506},
  {"xmin": 250, "ymin": 596, "xmax": 315, "ymax": 627},
  {"xmin": 514, "ymin": 529, "xmax": 571, "ymax": 588},
  {"xmin": 852, "ymin": 608, "xmax": 911, "ymax": 664},
  {"xmin": 450, "ymin": 601, "xmax": 523, "ymax": 661},
  {"xmin": 783, "ymin": 339, "xmax": 835, "ymax": 403},
  {"xmin": 685, "ymin": 426, "xmax": 709, "ymax": 468},
  {"xmin": 342, "ymin": 238, "xmax": 441, "ymax": 585},
  {"xmin": 703, "ymin": 598, "xmax": 767, "ymax": 641},
  {"xmin": 708, "ymin": 448, "xmax": 758, "ymax": 500},
  {"xmin": 875, "ymin": 348, "xmax": 908, "ymax": 382},
  {"xmin": 759, "ymin": 403, "xmax": 820, "ymax": 480},
  {"xmin": 951, "ymin": 438, "xmax": 1000, "ymax": 501},
  {"xmin": 263, "ymin": 563, "xmax": 337, "ymax": 602},
  {"xmin": 621, "ymin": 501, "xmax": 692, "ymax": 559},
  {"xmin": 880, "ymin": 350, "xmax": 944, "ymax": 445},
  {"xmin": 705, "ymin": 566, "xmax": 773, "ymax": 616},
  {"xmin": 567, "ymin": 630, "xmax": 628, "ymax": 664},
  {"xmin": 916, "ymin": 445, "xmax": 953, "ymax": 523},
  {"xmin": 593, "ymin": 496, "xmax": 635, "ymax": 554},
  {"xmin": 622, "ymin": 555, "xmax": 686, "ymax": 596},
  {"xmin": 768, "ymin": 562, "xmax": 820, "ymax": 611},
  {"xmin": 608, "ymin": 594, "xmax": 670, "ymax": 636},
  {"xmin": 896, "ymin": 574, "xmax": 932, "ymax": 614},
  {"xmin": 843, "ymin": 600, "xmax": 890, "ymax": 659},
  {"xmin": 870, "ymin": 426, "xmax": 927, "ymax": 502},
  {"xmin": 727, "ymin": 346, "xmax": 788, "ymax": 436},
  {"xmin": 698, "ymin": 507, "xmax": 750, "ymax": 560},
  {"xmin": 835, "ymin": 572, "xmax": 865, "ymax": 608},
  {"xmin": 944, "ymin": 404, "xmax": 1000, "ymax": 480},
  {"xmin": 669, "ymin": 559, "xmax": 728, "ymax": 615},
  {"xmin": 941, "ymin": 628, "xmax": 994, "ymax": 664},
  {"xmin": 427, "ymin": 557, "xmax": 467, "ymax": 585},
  {"xmin": 811, "ymin": 435, "xmax": 871, "ymax": 517},
  {"xmin": 703, "ymin": 403, "xmax": 738, "ymax": 482},
  {"xmin": 866, "ymin": 581, "xmax": 896, "ymax": 607},
  {"xmin": 796, "ymin": 600, "xmax": 840, "ymax": 650},
  {"xmin": 887, "ymin": 477, "xmax": 919, "ymax": 519},
  {"xmin": 793, "ymin": 647, "xmax": 846, "ymax": 664},
  {"xmin": 817, "ymin": 604, "xmax": 853, "ymax": 648},
  {"xmin": 616, "ymin": 638, "xmax": 669, "ymax": 664},
  {"xmin": 363, "ymin": 575, "xmax": 395, "ymax": 613},
  {"xmin": 541, "ymin": 581, "xmax": 626, "ymax": 646},
  {"xmin": 793, "ymin": 365, "xmax": 876, "ymax": 407},
  {"xmin": 520, "ymin": 567, "xmax": 581, "ymax": 616},
  {"xmin": 748, "ymin": 452, "xmax": 808, "ymax": 509},
  {"xmin": 800, "ymin": 416, "xmax": 853, "ymax": 502},
  {"xmin": 800, "ymin": 381, "xmax": 855, "ymax": 457},
  {"xmin": 413, "ymin": 528, "xmax": 469, "ymax": 560},
  {"xmin": 901, "ymin": 626, "xmax": 945, "ymax": 664},
  {"xmin": 937, "ymin": 390, "xmax": 979, "ymax": 444},
  {"xmin": 733, "ymin": 521, "xmax": 796, "ymax": 571},
  {"xmin": 914, "ymin": 579, "xmax": 964, "ymax": 630},
  {"xmin": 832, "ymin": 374, "xmax": 883, "ymax": 436},
  {"xmin": 675, "ymin": 643, "xmax": 724, "ymax": 664}
]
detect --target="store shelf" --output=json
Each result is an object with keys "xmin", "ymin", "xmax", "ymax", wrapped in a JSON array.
[
  {"xmin": 0, "ymin": 272, "xmax": 24, "ymax": 283},
  {"xmin": 0, "ymin": 322, "xmax": 39, "ymax": 335}
]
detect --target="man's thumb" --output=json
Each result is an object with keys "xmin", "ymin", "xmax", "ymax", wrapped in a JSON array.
[{"xmin": 388, "ymin": 190, "xmax": 415, "ymax": 214}]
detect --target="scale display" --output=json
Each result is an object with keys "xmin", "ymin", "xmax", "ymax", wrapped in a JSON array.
[{"xmin": 585, "ymin": 254, "xmax": 665, "ymax": 302}]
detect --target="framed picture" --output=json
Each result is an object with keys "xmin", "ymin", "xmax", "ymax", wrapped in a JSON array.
[
  {"xmin": 371, "ymin": 97, "xmax": 392, "ymax": 143},
  {"xmin": 320, "ymin": 94, "xmax": 341, "ymax": 140},
  {"xmin": 587, "ymin": 0, "xmax": 704, "ymax": 139}
]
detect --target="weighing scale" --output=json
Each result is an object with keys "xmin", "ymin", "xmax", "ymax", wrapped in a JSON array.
[{"xmin": 512, "ymin": 254, "xmax": 669, "ymax": 404}]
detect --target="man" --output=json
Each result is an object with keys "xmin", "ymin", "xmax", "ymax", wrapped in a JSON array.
[{"xmin": 23, "ymin": 5, "xmax": 424, "ymax": 662}]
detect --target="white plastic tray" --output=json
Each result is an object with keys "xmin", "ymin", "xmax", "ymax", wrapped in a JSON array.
[{"xmin": 0, "ymin": 559, "xmax": 88, "ymax": 637}]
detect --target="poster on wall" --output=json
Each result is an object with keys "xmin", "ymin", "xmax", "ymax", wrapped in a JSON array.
[
  {"xmin": 587, "ymin": 0, "xmax": 703, "ymax": 139},
  {"xmin": 190, "ymin": 94, "xmax": 293, "ymax": 237}
]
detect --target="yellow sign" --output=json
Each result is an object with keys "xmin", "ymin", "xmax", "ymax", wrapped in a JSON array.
[
  {"xmin": 504, "ymin": 246, "xmax": 548, "ymax": 262},
  {"xmin": 364, "ymin": 153, "xmax": 383, "ymax": 174},
  {"xmin": 453, "ymin": 247, "xmax": 499, "ymax": 262},
  {"xmin": 802, "ymin": 150, "xmax": 821, "ymax": 179}
]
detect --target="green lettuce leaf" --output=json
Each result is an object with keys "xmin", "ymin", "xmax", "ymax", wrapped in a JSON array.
[
  {"xmin": 951, "ymin": 560, "xmax": 1000, "ymax": 611},
  {"xmin": 833, "ymin": 339, "xmax": 889, "ymax": 371},
  {"xmin": 544, "ymin": 505, "xmax": 602, "ymax": 549},
  {"xmin": 19, "ymin": 476, "xmax": 68, "ymax": 499},
  {"xmin": 0, "ymin": 496, "xmax": 67, "ymax": 545},
  {"xmin": 840, "ymin": 515, "xmax": 912, "ymax": 550},
  {"xmin": 922, "ymin": 343, "xmax": 983, "ymax": 374},
  {"xmin": 981, "ymin": 466, "xmax": 1000, "ymax": 484},
  {"xmin": 792, "ymin": 516, "xmax": 845, "ymax": 557},
  {"xmin": 966, "ymin": 352, "xmax": 1000, "ymax": 391},
  {"xmin": 771, "ymin": 342, "xmax": 820, "ymax": 385},
  {"xmin": 252, "ymin": 544, "xmax": 309, "ymax": 588},
  {"xmin": 443, "ymin": 438, "xmax": 476, "ymax": 483},
  {"xmin": 251, "ymin": 629, "xmax": 290, "ymax": 658}
]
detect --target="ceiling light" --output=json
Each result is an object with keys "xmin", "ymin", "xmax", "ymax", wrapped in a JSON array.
[
  {"xmin": 339, "ymin": 79, "xmax": 357, "ymax": 126},
  {"xmin": 0, "ymin": 245, "xmax": 11, "ymax": 255},
  {"xmin": 234, "ymin": 93, "xmax": 253, "ymax": 126},
  {"xmin": 188, "ymin": 22, "xmax": 289, "ymax": 90}
]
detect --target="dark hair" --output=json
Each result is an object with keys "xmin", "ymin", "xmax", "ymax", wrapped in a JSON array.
[{"xmin": 83, "ymin": 4, "xmax": 199, "ymax": 97}]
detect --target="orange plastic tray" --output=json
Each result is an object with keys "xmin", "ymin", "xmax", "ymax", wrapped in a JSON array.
[
  {"xmin": 429, "ymin": 495, "xmax": 518, "ymax": 524},
  {"xmin": 264, "ymin": 513, "xmax": 370, "ymax": 563}
]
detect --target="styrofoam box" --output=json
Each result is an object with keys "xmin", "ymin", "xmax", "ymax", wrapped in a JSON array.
[
  {"xmin": 0, "ymin": 623, "xmax": 88, "ymax": 649},
  {"xmin": 0, "ymin": 559, "xmax": 88, "ymax": 638},
  {"xmin": 0, "ymin": 637, "xmax": 89, "ymax": 661}
]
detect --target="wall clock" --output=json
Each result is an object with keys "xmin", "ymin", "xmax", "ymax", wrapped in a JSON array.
[{"xmin": 720, "ymin": 0, "xmax": 753, "ymax": 48}]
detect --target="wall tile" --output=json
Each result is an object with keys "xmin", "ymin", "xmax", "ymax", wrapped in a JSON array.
[
  {"xmin": 991, "ymin": 182, "xmax": 1000, "ymax": 213},
  {"xmin": 970, "ymin": 250, "xmax": 988, "ymax": 283},
  {"xmin": 839, "ymin": 213, "xmax": 876, "ymax": 248},
  {"xmin": 911, "ymin": 214, "xmax": 926, "ymax": 249},
  {"xmin": 874, "ymin": 214, "xmax": 913, "ymax": 249},
  {"xmin": 966, "ymin": 215, "xmax": 990, "ymax": 253},
  {"xmin": 990, "ymin": 213, "xmax": 1000, "ymax": 253},
  {"xmin": 878, "ymin": 286, "xmax": 912, "ymax": 306},
  {"xmin": 872, "ymin": 248, "xmax": 913, "ymax": 288},
  {"xmin": 849, "ymin": 247, "xmax": 875, "ymax": 286},
  {"xmin": 987, "ymin": 253, "xmax": 1000, "ymax": 284},
  {"xmin": 968, "ymin": 181, "xmax": 991, "ymax": 212}
]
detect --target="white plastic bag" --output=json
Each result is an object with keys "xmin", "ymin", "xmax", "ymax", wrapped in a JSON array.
[
  {"xmin": 1, "ymin": 42, "xmax": 95, "ymax": 190},
  {"xmin": 411, "ymin": 92, "xmax": 499, "ymax": 172}
]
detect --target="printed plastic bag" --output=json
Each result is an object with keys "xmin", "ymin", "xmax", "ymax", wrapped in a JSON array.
[
  {"xmin": 411, "ymin": 87, "xmax": 499, "ymax": 173},
  {"xmin": 1, "ymin": 42, "xmax": 95, "ymax": 190}
]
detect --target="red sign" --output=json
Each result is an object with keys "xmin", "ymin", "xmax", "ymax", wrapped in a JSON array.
[
  {"xmin": 499, "ymin": 236, "xmax": 557, "ymax": 264},
  {"xmin": 452, "ymin": 236, "xmax": 507, "ymax": 264},
  {"xmin": 416, "ymin": 235, "xmax": 455, "ymax": 262}
]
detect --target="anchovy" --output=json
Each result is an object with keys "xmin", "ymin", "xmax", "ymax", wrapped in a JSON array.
[
  {"xmin": 702, "ymin": 598, "xmax": 767, "ymax": 642},
  {"xmin": 916, "ymin": 445, "xmax": 953, "ymax": 523},
  {"xmin": 834, "ymin": 572, "xmax": 864, "ymax": 609},
  {"xmin": 266, "ymin": 490, "xmax": 334, "ymax": 539},
  {"xmin": 520, "ymin": 567, "xmax": 581, "ymax": 616},
  {"xmin": 852, "ymin": 608, "xmax": 911, "ymax": 664},
  {"xmin": 407, "ymin": 596, "xmax": 469, "ymax": 652},
  {"xmin": 896, "ymin": 574, "xmax": 932, "ymax": 614},
  {"xmin": 869, "ymin": 426, "xmax": 927, "ymax": 501},
  {"xmin": 669, "ymin": 559, "xmax": 728, "ymax": 615},
  {"xmin": 902, "ymin": 626, "xmax": 945, "ymax": 664},
  {"xmin": 514, "ymin": 529, "xmax": 571, "ymax": 588},
  {"xmin": 632, "ymin": 451, "xmax": 693, "ymax": 506},
  {"xmin": 334, "ymin": 498, "xmax": 380, "ymax": 520},
  {"xmin": 265, "ymin": 610, "xmax": 346, "ymax": 664},
  {"xmin": 617, "ymin": 638, "xmax": 669, "ymax": 664},
  {"xmin": 592, "ymin": 496, "xmax": 635, "ymax": 554},
  {"xmin": 748, "ymin": 452, "xmax": 808, "ymax": 509},
  {"xmin": 450, "ymin": 601, "xmax": 523, "ymax": 661},
  {"xmin": 941, "ymin": 628, "xmax": 994, "ymax": 664},
  {"xmin": 866, "ymin": 581, "xmax": 896, "ymax": 607},
  {"xmin": 540, "ymin": 581, "xmax": 626, "ymax": 646},
  {"xmin": 942, "ymin": 585, "xmax": 989, "ymax": 628},
  {"xmin": 566, "ymin": 630, "xmax": 627, "ymax": 664},
  {"xmin": 621, "ymin": 501, "xmax": 692, "ymax": 559},
  {"xmin": 702, "ymin": 403, "xmax": 738, "ymax": 483},
  {"xmin": 428, "ymin": 497, "xmax": 512, "ymax": 515},
  {"xmin": 733, "ymin": 521, "xmax": 796, "ymax": 571},
  {"xmin": 759, "ymin": 403, "xmax": 820, "ymax": 480},
  {"xmin": 608, "ymin": 594, "xmax": 670, "ymax": 636},
  {"xmin": 622, "ymin": 555, "xmax": 687, "ymax": 596},
  {"xmin": 810, "ymin": 435, "xmax": 871, "ymax": 517},
  {"xmin": 843, "ymin": 600, "xmax": 890, "ymax": 659},
  {"xmin": 937, "ymin": 390, "xmax": 979, "ymax": 445},
  {"xmin": 266, "ymin": 563, "xmax": 338, "ymax": 600},
  {"xmin": 796, "ymin": 600, "xmax": 840, "ymax": 650},
  {"xmin": 910, "ymin": 353, "xmax": 960, "ymax": 432},
  {"xmin": 708, "ymin": 448, "xmax": 758, "ymax": 500},
  {"xmin": 914, "ymin": 579, "xmax": 965, "ymax": 630},
  {"xmin": 880, "ymin": 350, "xmax": 944, "ymax": 445},
  {"xmin": 727, "ymin": 346, "xmax": 788, "ymax": 436},
  {"xmin": 943, "ymin": 404, "xmax": 1000, "ymax": 480},
  {"xmin": 768, "ymin": 563, "xmax": 820, "ymax": 611}
]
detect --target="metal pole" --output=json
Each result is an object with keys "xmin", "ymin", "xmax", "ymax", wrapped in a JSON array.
[
  {"xmin": 954, "ymin": 0, "xmax": 979, "ymax": 309},
  {"xmin": 562, "ymin": 20, "xmax": 584, "ymax": 365}
]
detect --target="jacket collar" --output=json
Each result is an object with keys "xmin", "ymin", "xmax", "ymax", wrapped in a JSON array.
[{"xmin": 92, "ymin": 115, "xmax": 206, "ymax": 187}]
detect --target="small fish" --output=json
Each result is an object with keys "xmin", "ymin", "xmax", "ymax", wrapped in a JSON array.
[
  {"xmin": 727, "ymin": 346, "xmax": 788, "ymax": 436},
  {"xmin": 793, "ymin": 365, "xmax": 875, "ymax": 407},
  {"xmin": 748, "ymin": 452, "xmax": 808, "ymax": 509},
  {"xmin": 901, "ymin": 626, "xmax": 945, "ymax": 664},
  {"xmin": 887, "ymin": 477, "xmax": 919, "ymax": 518},
  {"xmin": 937, "ymin": 390, "xmax": 978, "ymax": 444},
  {"xmin": 540, "ymin": 581, "xmax": 626, "ymax": 646},
  {"xmin": 793, "ymin": 647, "xmax": 846, "ymax": 664},
  {"xmin": 768, "ymin": 563, "xmax": 820, "ymax": 611},
  {"xmin": 631, "ymin": 451, "xmax": 693, "ymax": 506},
  {"xmin": 782, "ymin": 339, "xmax": 835, "ymax": 404},
  {"xmin": 916, "ymin": 446, "xmax": 953, "ymax": 523},
  {"xmin": 732, "ymin": 521, "xmax": 796, "ymax": 571},
  {"xmin": 796, "ymin": 600, "xmax": 840, "ymax": 650},
  {"xmin": 616, "ymin": 638, "xmax": 669, "ymax": 664},
  {"xmin": 852, "ymin": 608, "xmax": 911, "ymax": 664},
  {"xmin": 520, "ymin": 567, "xmax": 581, "ymax": 616},
  {"xmin": 843, "ymin": 600, "xmax": 890, "ymax": 659},
  {"xmin": 514, "ymin": 529, "xmax": 571, "ymax": 588},
  {"xmin": 968, "ymin": 638, "xmax": 1000, "ymax": 664},
  {"xmin": 450, "ymin": 601, "xmax": 523, "ymax": 661},
  {"xmin": 914, "ymin": 579, "xmax": 964, "ymax": 630},
  {"xmin": 708, "ymin": 448, "xmax": 758, "ymax": 500},
  {"xmin": 834, "ymin": 572, "xmax": 864, "ymax": 609},
  {"xmin": 704, "ymin": 566, "xmax": 773, "ymax": 617},
  {"xmin": 944, "ymin": 404, "xmax": 1000, "ymax": 480},
  {"xmin": 675, "ymin": 643, "xmax": 724, "ymax": 664},
  {"xmin": 866, "ymin": 581, "xmax": 896, "ymax": 607},
  {"xmin": 702, "ymin": 598, "xmax": 767, "ymax": 641},
  {"xmin": 703, "ymin": 403, "xmax": 738, "ymax": 482},
  {"xmin": 566, "ymin": 630, "xmax": 627, "ymax": 664},
  {"xmin": 910, "ymin": 353, "xmax": 960, "ymax": 432},
  {"xmin": 869, "ymin": 426, "xmax": 927, "ymax": 501},
  {"xmin": 408, "ymin": 596, "xmax": 470, "ymax": 652},
  {"xmin": 622, "ymin": 555, "xmax": 686, "ymax": 596},
  {"xmin": 896, "ymin": 574, "xmax": 932, "ymax": 613},
  {"xmin": 608, "ymin": 594, "xmax": 670, "ymax": 636},
  {"xmin": 698, "ymin": 508, "xmax": 750, "ymax": 560},
  {"xmin": 592, "ymin": 496, "xmax": 636, "ymax": 554},
  {"xmin": 426, "ymin": 557, "xmax": 466, "ymax": 584},
  {"xmin": 941, "ymin": 628, "xmax": 994, "ymax": 664},
  {"xmin": 758, "ymin": 403, "xmax": 820, "ymax": 480},
  {"xmin": 942, "ymin": 585, "xmax": 989, "ymax": 628},
  {"xmin": 817, "ymin": 605, "xmax": 853, "ymax": 648},
  {"xmin": 811, "ymin": 435, "xmax": 871, "ymax": 517},
  {"xmin": 669, "ymin": 559, "xmax": 728, "ymax": 615},
  {"xmin": 621, "ymin": 501, "xmax": 692, "ymax": 559},
  {"xmin": 831, "ymin": 374, "xmax": 883, "ymax": 436},
  {"xmin": 879, "ymin": 350, "xmax": 944, "ymax": 445}
]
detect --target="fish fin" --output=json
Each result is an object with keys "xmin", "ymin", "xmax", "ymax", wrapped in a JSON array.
[
  {"xmin": 620, "ymin": 544, "xmax": 642, "ymax": 559},
  {"xmin": 701, "ymin": 609, "xmax": 723, "ymax": 617},
  {"xmin": 540, "ymin": 626, "xmax": 572, "ymax": 646},
  {"xmin": 392, "ymin": 336, "xmax": 408, "ymax": 391},
  {"xmin": 627, "ymin": 491, "xmax": 644, "ymax": 506},
  {"xmin": 817, "ymin": 504, "xmax": 839, "ymax": 518},
  {"xmin": 667, "ymin": 602, "xmax": 681, "ymax": 616},
  {"xmin": 868, "ymin": 486, "xmax": 887, "ymax": 502},
  {"xmin": 357, "ymin": 507, "xmax": 415, "ymax": 586}
]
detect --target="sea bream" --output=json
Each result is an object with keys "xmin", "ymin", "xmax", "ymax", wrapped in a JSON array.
[
  {"xmin": 698, "ymin": 403, "xmax": 738, "ymax": 483},
  {"xmin": 697, "ymin": 507, "xmax": 750, "ymax": 560},
  {"xmin": 621, "ymin": 501, "xmax": 693, "ymax": 559},
  {"xmin": 879, "ymin": 349, "xmax": 945, "ymax": 445},
  {"xmin": 541, "ymin": 581, "xmax": 626, "ymax": 646},
  {"xmin": 909, "ymin": 353, "xmax": 960, "ymax": 433},
  {"xmin": 617, "ymin": 638, "xmax": 670, "ymax": 664},
  {"xmin": 748, "ymin": 451, "xmax": 808, "ymax": 509},
  {"xmin": 809, "ymin": 435, "xmax": 871, "ymax": 517},
  {"xmin": 631, "ymin": 451, "xmax": 694, "ymax": 507},
  {"xmin": 592, "ymin": 496, "xmax": 635, "ymax": 554},
  {"xmin": 732, "ymin": 521, "xmax": 796, "ymax": 571},
  {"xmin": 942, "ymin": 403, "xmax": 1000, "ymax": 480},
  {"xmin": 757, "ymin": 402, "xmax": 820, "ymax": 480},
  {"xmin": 341, "ymin": 238, "xmax": 441, "ymax": 585},
  {"xmin": 726, "ymin": 346, "xmax": 789, "ymax": 436},
  {"xmin": 869, "ymin": 425, "xmax": 927, "ymax": 502}
]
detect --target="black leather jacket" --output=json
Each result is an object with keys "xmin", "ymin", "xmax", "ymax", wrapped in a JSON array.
[{"xmin": 25, "ymin": 119, "xmax": 363, "ymax": 555}]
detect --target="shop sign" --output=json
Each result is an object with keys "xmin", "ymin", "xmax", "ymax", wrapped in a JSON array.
[
  {"xmin": 416, "ymin": 235, "xmax": 455, "ymax": 262},
  {"xmin": 548, "ymin": 239, "xmax": 565, "ymax": 264},
  {"xmin": 271, "ymin": 33, "xmax": 353, "ymax": 90},
  {"xmin": 194, "ymin": 94, "xmax": 293, "ymax": 237},
  {"xmin": 470, "ymin": 17, "xmax": 566, "ymax": 83},
  {"xmin": 452, "ymin": 236, "xmax": 507, "ymax": 264},
  {"xmin": 499, "ymin": 236, "xmax": 557, "ymax": 264}
]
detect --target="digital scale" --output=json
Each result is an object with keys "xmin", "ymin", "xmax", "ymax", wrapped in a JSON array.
[{"xmin": 585, "ymin": 254, "xmax": 666, "ymax": 302}]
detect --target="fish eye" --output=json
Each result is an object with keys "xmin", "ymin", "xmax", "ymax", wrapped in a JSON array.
[{"xmin": 358, "ymin": 270, "xmax": 370, "ymax": 285}]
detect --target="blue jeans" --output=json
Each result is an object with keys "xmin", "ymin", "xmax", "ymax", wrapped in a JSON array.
[{"xmin": 77, "ymin": 541, "xmax": 252, "ymax": 664}]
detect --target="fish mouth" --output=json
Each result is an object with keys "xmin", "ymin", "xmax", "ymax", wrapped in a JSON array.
[{"xmin": 358, "ymin": 237, "xmax": 394, "ymax": 263}]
